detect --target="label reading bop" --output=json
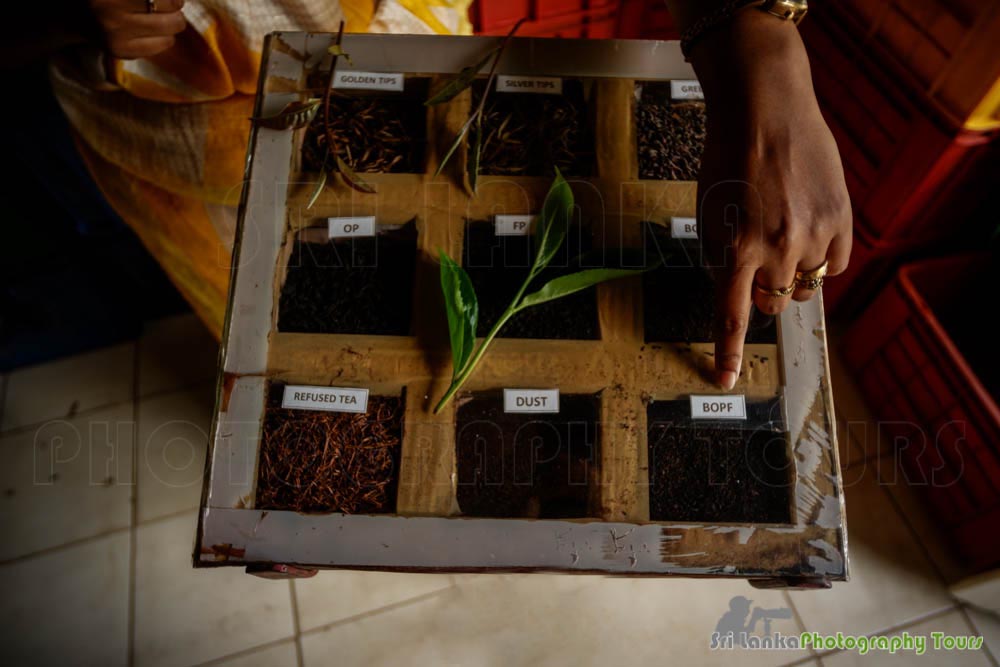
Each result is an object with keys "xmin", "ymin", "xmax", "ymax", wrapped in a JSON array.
[
  {"xmin": 332, "ymin": 70, "xmax": 404, "ymax": 92},
  {"xmin": 670, "ymin": 80, "xmax": 704, "ymax": 100},
  {"xmin": 670, "ymin": 217, "xmax": 698, "ymax": 239},
  {"xmin": 494, "ymin": 214, "xmax": 536, "ymax": 236},
  {"xmin": 281, "ymin": 385, "xmax": 370, "ymax": 414},
  {"xmin": 328, "ymin": 216, "xmax": 376, "ymax": 238},
  {"xmin": 496, "ymin": 75, "xmax": 563, "ymax": 95},
  {"xmin": 504, "ymin": 389, "xmax": 560, "ymax": 414},
  {"xmin": 690, "ymin": 395, "xmax": 747, "ymax": 420}
]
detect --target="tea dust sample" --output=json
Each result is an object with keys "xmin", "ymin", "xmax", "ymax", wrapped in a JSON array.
[
  {"xmin": 256, "ymin": 387, "xmax": 404, "ymax": 514},
  {"xmin": 637, "ymin": 82, "xmax": 706, "ymax": 181}
]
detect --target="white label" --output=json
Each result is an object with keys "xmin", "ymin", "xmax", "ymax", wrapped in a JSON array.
[
  {"xmin": 328, "ymin": 216, "xmax": 376, "ymax": 238},
  {"xmin": 496, "ymin": 75, "xmax": 563, "ymax": 95},
  {"xmin": 690, "ymin": 395, "xmax": 747, "ymax": 420},
  {"xmin": 504, "ymin": 389, "xmax": 560, "ymax": 414},
  {"xmin": 332, "ymin": 70, "xmax": 405, "ymax": 91},
  {"xmin": 670, "ymin": 79, "xmax": 704, "ymax": 100},
  {"xmin": 670, "ymin": 217, "xmax": 698, "ymax": 239},
  {"xmin": 494, "ymin": 214, "xmax": 536, "ymax": 236},
  {"xmin": 281, "ymin": 385, "xmax": 370, "ymax": 414}
]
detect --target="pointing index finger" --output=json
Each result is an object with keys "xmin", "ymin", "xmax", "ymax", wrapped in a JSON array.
[{"xmin": 714, "ymin": 265, "xmax": 756, "ymax": 391}]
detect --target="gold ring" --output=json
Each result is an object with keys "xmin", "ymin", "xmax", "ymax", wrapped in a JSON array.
[
  {"xmin": 794, "ymin": 260, "xmax": 830, "ymax": 291},
  {"xmin": 147, "ymin": 0, "xmax": 156, "ymax": 13},
  {"xmin": 754, "ymin": 282, "xmax": 795, "ymax": 298}
]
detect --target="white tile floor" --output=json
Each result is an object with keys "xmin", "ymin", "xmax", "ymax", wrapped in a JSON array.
[{"xmin": 0, "ymin": 313, "xmax": 997, "ymax": 666}]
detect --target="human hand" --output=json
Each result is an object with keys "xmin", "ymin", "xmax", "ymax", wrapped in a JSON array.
[
  {"xmin": 689, "ymin": 9, "xmax": 852, "ymax": 390},
  {"xmin": 88, "ymin": 0, "xmax": 187, "ymax": 59}
]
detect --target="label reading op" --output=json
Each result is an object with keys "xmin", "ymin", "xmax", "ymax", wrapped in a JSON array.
[{"xmin": 328, "ymin": 216, "xmax": 376, "ymax": 238}]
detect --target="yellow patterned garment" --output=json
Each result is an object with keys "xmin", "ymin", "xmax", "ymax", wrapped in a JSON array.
[{"xmin": 50, "ymin": 0, "xmax": 471, "ymax": 337}]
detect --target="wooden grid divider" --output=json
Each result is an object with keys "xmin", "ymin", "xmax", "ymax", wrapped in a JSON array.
[{"xmin": 270, "ymin": 73, "xmax": 782, "ymax": 522}]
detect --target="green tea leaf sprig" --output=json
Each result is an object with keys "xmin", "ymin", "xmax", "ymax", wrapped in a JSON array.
[{"xmin": 433, "ymin": 170, "xmax": 657, "ymax": 413}]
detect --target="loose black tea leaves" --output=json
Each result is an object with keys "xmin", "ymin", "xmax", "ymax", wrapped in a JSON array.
[
  {"xmin": 257, "ymin": 388, "xmax": 404, "ymax": 514},
  {"xmin": 637, "ymin": 82, "xmax": 706, "ymax": 181}
]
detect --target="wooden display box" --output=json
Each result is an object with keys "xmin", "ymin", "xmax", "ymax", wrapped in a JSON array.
[{"xmin": 196, "ymin": 32, "xmax": 849, "ymax": 588}]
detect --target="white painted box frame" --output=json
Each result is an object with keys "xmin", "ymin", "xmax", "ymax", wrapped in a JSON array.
[{"xmin": 196, "ymin": 31, "xmax": 849, "ymax": 588}]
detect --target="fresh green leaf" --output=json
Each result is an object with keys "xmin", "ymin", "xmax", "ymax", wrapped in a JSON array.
[
  {"xmin": 327, "ymin": 44, "xmax": 353, "ymax": 65},
  {"xmin": 252, "ymin": 99, "xmax": 321, "ymax": 130},
  {"xmin": 439, "ymin": 251, "xmax": 479, "ymax": 379},
  {"xmin": 468, "ymin": 120, "xmax": 482, "ymax": 193},
  {"xmin": 335, "ymin": 154, "xmax": 376, "ymax": 194},
  {"xmin": 519, "ymin": 267, "xmax": 653, "ymax": 310},
  {"xmin": 426, "ymin": 48, "xmax": 498, "ymax": 106},
  {"xmin": 434, "ymin": 115, "xmax": 474, "ymax": 176},
  {"xmin": 532, "ymin": 168, "xmax": 574, "ymax": 272},
  {"xmin": 306, "ymin": 169, "xmax": 327, "ymax": 210}
]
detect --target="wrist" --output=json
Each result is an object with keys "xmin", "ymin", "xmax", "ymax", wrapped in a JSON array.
[{"xmin": 687, "ymin": 9, "xmax": 812, "ymax": 110}]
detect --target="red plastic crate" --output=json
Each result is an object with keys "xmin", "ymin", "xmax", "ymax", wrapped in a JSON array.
[
  {"xmin": 842, "ymin": 254, "xmax": 1000, "ymax": 570},
  {"xmin": 800, "ymin": 14, "xmax": 1000, "ymax": 245},
  {"xmin": 471, "ymin": 0, "xmax": 622, "ymax": 36},
  {"xmin": 821, "ymin": 220, "xmax": 930, "ymax": 317},
  {"xmin": 822, "ymin": 0, "xmax": 1000, "ymax": 130}
]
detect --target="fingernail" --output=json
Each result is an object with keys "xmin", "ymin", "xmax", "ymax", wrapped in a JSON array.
[{"xmin": 719, "ymin": 370, "xmax": 738, "ymax": 391}]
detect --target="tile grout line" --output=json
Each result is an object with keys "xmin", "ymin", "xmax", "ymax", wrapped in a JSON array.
[
  {"xmin": 299, "ymin": 584, "xmax": 457, "ymax": 638},
  {"xmin": 127, "ymin": 340, "xmax": 141, "ymax": 667},
  {"xmin": 809, "ymin": 604, "xmax": 960, "ymax": 661},
  {"xmin": 957, "ymin": 604, "xmax": 1000, "ymax": 667},
  {"xmin": 190, "ymin": 636, "xmax": 299, "ymax": 667},
  {"xmin": 781, "ymin": 590, "xmax": 818, "ymax": 662},
  {"xmin": 0, "ymin": 376, "xmax": 216, "ymax": 439},
  {"xmin": 289, "ymin": 581, "xmax": 305, "ymax": 667}
]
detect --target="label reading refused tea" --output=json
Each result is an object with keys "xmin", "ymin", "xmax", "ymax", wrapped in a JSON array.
[
  {"xmin": 690, "ymin": 395, "xmax": 747, "ymax": 420},
  {"xmin": 670, "ymin": 79, "xmax": 704, "ymax": 100},
  {"xmin": 670, "ymin": 217, "xmax": 698, "ymax": 239},
  {"xmin": 496, "ymin": 75, "xmax": 564, "ymax": 94},
  {"xmin": 332, "ymin": 70, "xmax": 405, "ymax": 92},
  {"xmin": 504, "ymin": 388, "xmax": 560, "ymax": 414},
  {"xmin": 328, "ymin": 216, "xmax": 376, "ymax": 239},
  {"xmin": 281, "ymin": 385, "xmax": 370, "ymax": 414},
  {"xmin": 494, "ymin": 214, "xmax": 536, "ymax": 236}
]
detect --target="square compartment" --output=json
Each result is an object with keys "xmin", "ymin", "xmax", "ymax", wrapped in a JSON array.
[
  {"xmin": 277, "ymin": 221, "xmax": 417, "ymax": 335},
  {"xmin": 455, "ymin": 392, "xmax": 600, "ymax": 518},
  {"xmin": 462, "ymin": 220, "xmax": 599, "ymax": 340},
  {"xmin": 642, "ymin": 223, "xmax": 776, "ymax": 343},
  {"xmin": 472, "ymin": 78, "xmax": 595, "ymax": 177},
  {"xmin": 636, "ymin": 82, "xmax": 706, "ymax": 181},
  {"xmin": 301, "ymin": 77, "xmax": 429, "ymax": 174},
  {"xmin": 255, "ymin": 383, "xmax": 405, "ymax": 514},
  {"xmin": 646, "ymin": 397, "xmax": 792, "ymax": 523}
]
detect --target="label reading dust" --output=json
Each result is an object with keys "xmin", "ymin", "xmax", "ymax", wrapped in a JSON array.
[
  {"xmin": 504, "ymin": 389, "xmax": 560, "ymax": 414},
  {"xmin": 332, "ymin": 70, "xmax": 404, "ymax": 91},
  {"xmin": 494, "ymin": 214, "xmax": 536, "ymax": 236},
  {"xmin": 690, "ymin": 395, "xmax": 747, "ymax": 420},
  {"xmin": 670, "ymin": 217, "xmax": 698, "ymax": 239},
  {"xmin": 670, "ymin": 80, "xmax": 704, "ymax": 100},
  {"xmin": 328, "ymin": 216, "xmax": 376, "ymax": 238},
  {"xmin": 281, "ymin": 385, "xmax": 369, "ymax": 414},
  {"xmin": 496, "ymin": 75, "xmax": 563, "ymax": 94}
]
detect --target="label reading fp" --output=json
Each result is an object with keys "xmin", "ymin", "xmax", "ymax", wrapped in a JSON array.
[
  {"xmin": 494, "ymin": 214, "xmax": 536, "ymax": 236},
  {"xmin": 504, "ymin": 389, "xmax": 560, "ymax": 414},
  {"xmin": 281, "ymin": 385, "xmax": 369, "ymax": 414},
  {"xmin": 328, "ymin": 216, "xmax": 376, "ymax": 238},
  {"xmin": 496, "ymin": 75, "xmax": 563, "ymax": 95},
  {"xmin": 670, "ymin": 217, "xmax": 698, "ymax": 239},
  {"xmin": 690, "ymin": 395, "xmax": 747, "ymax": 420},
  {"xmin": 332, "ymin": 70, "xmax": 404, "ymax": 92},
  {"xmin": 670, "ymin": 79, "xmax": 704, "ymax": 100}
]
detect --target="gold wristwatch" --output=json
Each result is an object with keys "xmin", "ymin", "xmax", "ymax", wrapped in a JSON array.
[{"xmin": 680, "ymin": 0, "xmax": 809, "ymax": 58}]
